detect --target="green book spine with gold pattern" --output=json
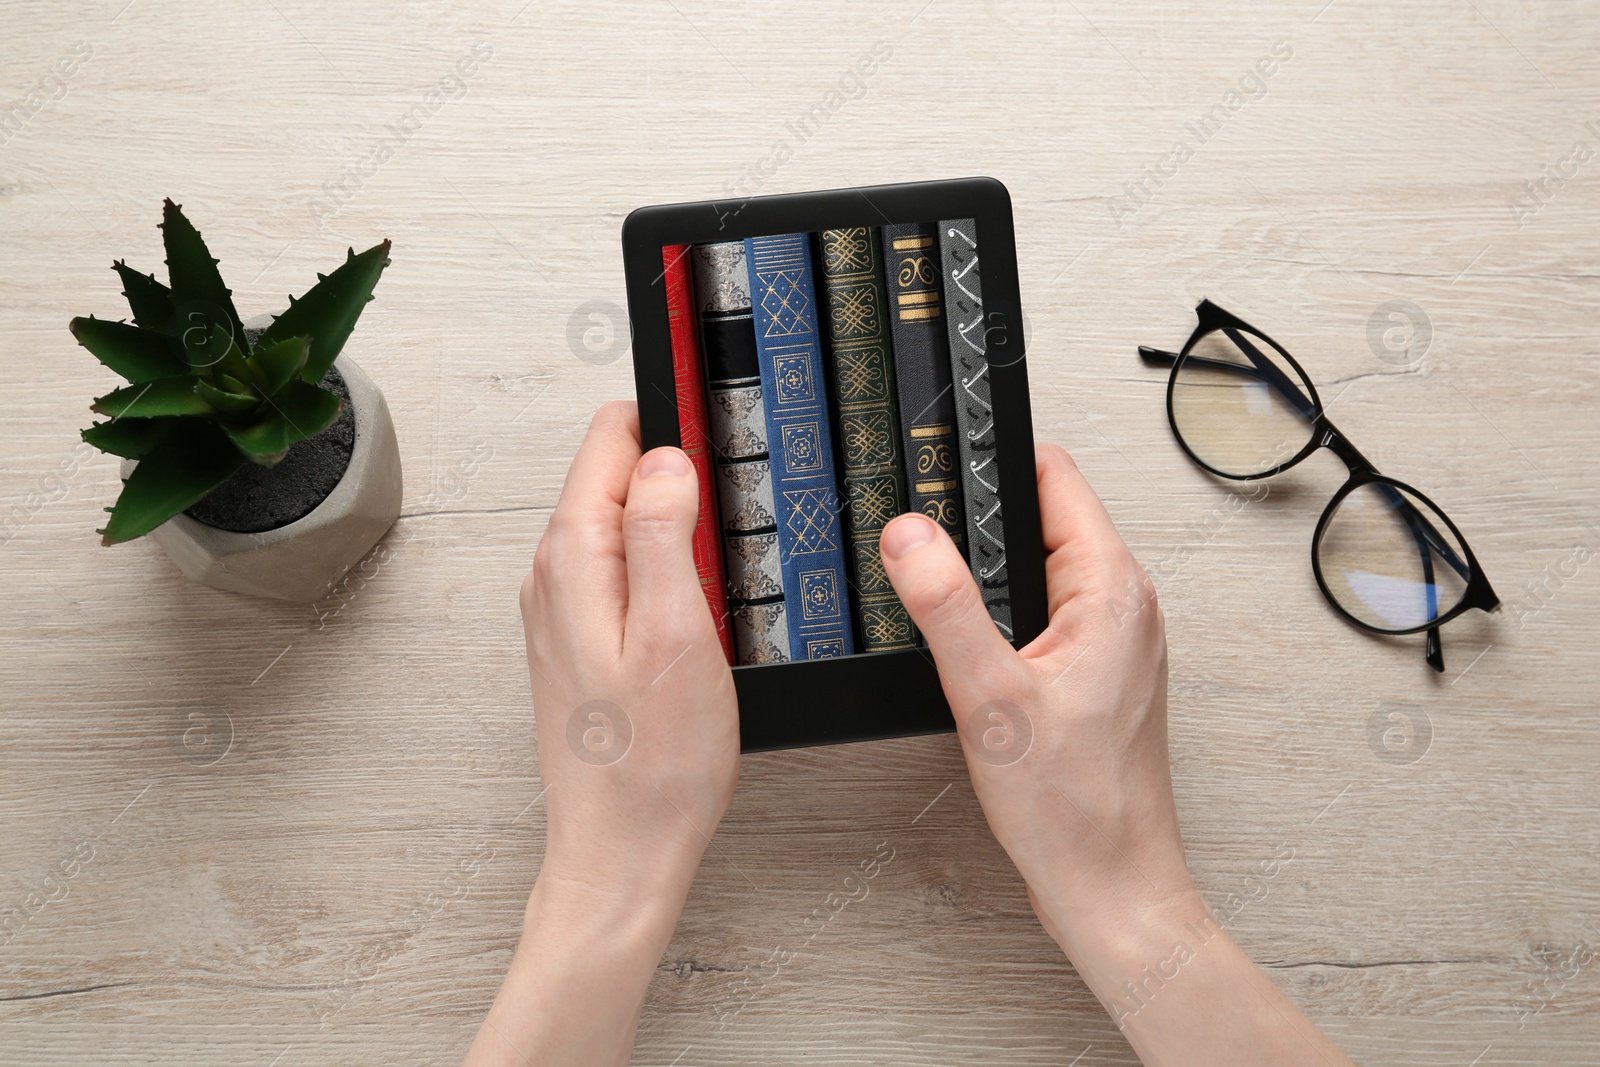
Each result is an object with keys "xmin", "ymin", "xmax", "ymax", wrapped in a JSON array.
[{"xmin": 815, "ymin": 227, "xmax": 917, "ymax": 651}]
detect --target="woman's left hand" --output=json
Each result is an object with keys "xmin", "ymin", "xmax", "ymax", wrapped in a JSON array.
[
  {"xmin": 521, "ymin": 400, "xmax": 739, "ymax": 905},
  {"xmin": 464, "ymin": 400, "xmax": 739, "ymax": 1067}
]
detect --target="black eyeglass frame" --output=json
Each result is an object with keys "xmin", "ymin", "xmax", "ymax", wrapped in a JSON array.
[{"xmin": 1140, "ymin": 299, "xmax": 1500, "ymax": 672}]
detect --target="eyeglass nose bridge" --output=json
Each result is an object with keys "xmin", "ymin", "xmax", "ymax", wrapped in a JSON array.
[{"xmin": 1312, "ymin": 420, "xmax": 1377, "ymax": 477}]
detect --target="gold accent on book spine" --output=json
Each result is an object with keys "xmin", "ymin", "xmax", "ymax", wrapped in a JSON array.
[
  {"xmin": 915, "ymin": 480, "xmax": 958, "ymax": 493},
  {"xmin": 909, "ymin": 424, "xmax": 952, "ymax": 438},
  {"xmin": 898, "ymin": 307, "xmax": 940, "ymax": 321},
  {"xmin": 891, "ymin": 236, "xmax": 934, "ymax": 251}
]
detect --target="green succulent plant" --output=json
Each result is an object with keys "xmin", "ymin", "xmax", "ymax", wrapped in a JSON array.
[{"xmin": 72, "ymin": 199, "xmax": 391, "ymax": 545}]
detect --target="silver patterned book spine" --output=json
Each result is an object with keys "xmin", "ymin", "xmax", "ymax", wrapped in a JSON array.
[
  {"xmin": 692, "ymin": 240, "xmax": 790, "ymax": 664},
  {"xmin": 940, "ymin": 219, "xmax": 1012, "ymax": 639}
]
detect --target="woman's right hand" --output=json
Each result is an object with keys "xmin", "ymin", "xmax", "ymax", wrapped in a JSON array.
[
  {"xmin": 879, "ymin": 444, "xmax": 1195, "ymax": 950},
  {"xmin": 880, "ymin": 444, "xmax": 1355, "ymax": 1067}
]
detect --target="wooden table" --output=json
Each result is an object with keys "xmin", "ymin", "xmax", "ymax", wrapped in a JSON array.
[{"xmin": 3, "ymin": 1, "xmax": 1596, "ymax": 1062}]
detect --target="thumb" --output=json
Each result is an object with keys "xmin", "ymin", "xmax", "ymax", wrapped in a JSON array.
[
  {"xmin": 880, "ymin": 512, "xmax": 1016, "ymax": 705},
  {"xmin": 622, "ymin": 446, "xmax": 713, "ymax": 654}
]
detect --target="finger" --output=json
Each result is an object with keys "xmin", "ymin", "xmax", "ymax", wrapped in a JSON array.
[
  {"xmin": 553, "ymin": 401, "xmax": 642, "ymax": 525},
  {"xmin": 621, "ymin": 446, "xmax": 714, "ymax": 658},
  {"xmin": 880, "ymin": 512, "xmax": 1015, "ymax": 708},
  {"xmin": 1035, "ymin": 444, "xmax": 1124, "ymax": 558},
  {"xmin": 532, "ymin": 402, "xmax": 640, "ymax": 643},
  {"xmin": 1034, "ymin": 444, "xmax": 1139, "ymax": 619}
]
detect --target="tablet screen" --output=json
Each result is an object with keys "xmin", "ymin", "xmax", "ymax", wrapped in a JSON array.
[{"xmin": 656, "ymin": 221, "xmax": 1012, "ymax": 666}]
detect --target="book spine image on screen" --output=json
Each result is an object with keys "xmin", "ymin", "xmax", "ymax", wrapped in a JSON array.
[
  {"xmin": 882, "ymin": 222, "xmax": 967, "ymax": 560},
  {"xmin": 663, "ymin": 244, "xmax": 737, "ymax": 663},
  {"xmin": 939, "ymin": 219, "xmax": 1012, "ymax": 639},
  {"xmin": 744, "ymin": 233, "xmax": 856, "ymax": 660},
  {"xmin": 691, "ymin": 241, "xmax": 790, "ymax": 665},
  {"xmin": 816, "ymin": 227, "xmax": 917, "ymax": 652}
]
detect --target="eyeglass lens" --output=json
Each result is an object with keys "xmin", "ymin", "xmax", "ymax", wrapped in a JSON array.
[
  {"xmin": 1170, "ymin": 326, "xmax": 1316, "ymax": 477},
  {"xmin": 1316, "ymin": 481, "xmax": 1471, "ymax": 631}
]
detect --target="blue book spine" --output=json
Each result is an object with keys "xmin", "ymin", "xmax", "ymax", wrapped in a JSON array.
[{"xmin": 744, "ymin": 233, "xmax": 856, "ymax": 659}]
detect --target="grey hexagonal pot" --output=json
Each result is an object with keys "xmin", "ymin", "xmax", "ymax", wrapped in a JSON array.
[{"xmin": 121, "ymin": 344, "xmax": 402, "ymax": 603}]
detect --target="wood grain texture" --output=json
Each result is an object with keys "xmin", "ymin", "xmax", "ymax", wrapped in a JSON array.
[{"xmin": 2, "ymin": 0, "xmax": 1597, "ymax": 1063}]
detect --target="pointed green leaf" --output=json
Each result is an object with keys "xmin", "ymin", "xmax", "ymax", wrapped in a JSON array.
[
  {"xmin": 272, "ymin": 379, "xmax": 345, "ymax": 441},
  {"xmin": 100, "ymin": 420, "xmax": 246, "ymax": 545},
  {"xmin": 92, "ymin": 377, "xmax": 212, "ymax": 418},
  {"xmin": 184, "ymin": 319, "xmax": 253, "ymax": 384},
  {"xmin": 196, "ymin": 380, "xmax": 262, "ymax": 418},
  {"xmin": 224, "ymin": 408, "xmax": 293, "ymax": 465},
  {"xmin": 70, "ymin": 317, "xmax": 187, "ymax": 383},
  {"xmin": 112, "ymin": 260, "xmax": 175, "ymax": 332},
  {"xmin": 82, "ymin": 416, "xmax": 178, "ymax": 459},
  {"xmin": 246, "ymin": 336, "xmax": 310, "ymax": 397},
  {"xmin": 225, "ymin": 380, "xmax": 343, "ymax": 464},
  {"xmin": 258, "ymin": 239, "xmax": 391, "ymax": 382},
  {"xmin": 161, "ymin": 198, "xmax": 245, "ymax": 352},
  {"xmin": 219, "ymin": 374, "xmax": 252, "ymax": 394}
]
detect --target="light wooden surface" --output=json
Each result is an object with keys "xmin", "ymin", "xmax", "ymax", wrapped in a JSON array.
[{"xmin": 3, "ymin": 1, "xmax": 1597, "ymax": 1063}]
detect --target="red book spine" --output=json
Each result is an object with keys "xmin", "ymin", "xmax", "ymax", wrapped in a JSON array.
[{"xmin": 662, "ymin": 244, "xmax": 735, "ymax": 664}]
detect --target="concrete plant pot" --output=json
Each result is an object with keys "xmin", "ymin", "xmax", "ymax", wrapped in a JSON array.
[{"xmin": 122, "ymin": 349, "xmax": 402, "ymax": 602}]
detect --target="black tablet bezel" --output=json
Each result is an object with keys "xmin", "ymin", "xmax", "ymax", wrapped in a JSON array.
[{"xmin": 621, "ymin": 177, "xmax": 1046, "ymax": 752}]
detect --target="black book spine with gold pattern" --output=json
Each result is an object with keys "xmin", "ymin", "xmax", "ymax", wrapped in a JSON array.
[
  {"xmin": 815, "ymin": 227, "xmax": 917, "ymax": 651},
  {"xmin": 940, "ymin": 218, "xmax": 1013, "ymax": 639},
  {"xmin": 691, "ymin": 241, "xmax": 789, "ymax": 664},
  {"xmin": 881, "ymin": 222, "xmax": 967, "ymax": 559}
]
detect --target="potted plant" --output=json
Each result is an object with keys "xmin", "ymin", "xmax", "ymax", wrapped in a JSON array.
[{"xmin": 71, "ymin": 199, "xmax": 402, "ymax": 602}]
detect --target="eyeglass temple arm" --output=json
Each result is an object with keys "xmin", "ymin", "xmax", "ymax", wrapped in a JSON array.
[
  {"xmin": 1139, "ymin": 343, "xmax": 1318, "ymax": 421},
  {"xmin": 1393, "ymin": 487, "xmax": 1447, "ymax": 672},
  {"xmin": 1223, "ymin": 328, "xmax": 1321, "ymax": 421},
  {"xmin": 1424, "ymin": 627, "xmax": 1443, "ymax": 672},
  {"xmin": 1375, "ymin": 482, "xmax": 1472, "ymax": 582},
  {"xmin": 1142, "ymin": 345, "xmax": 1295, "ymax": 394}
]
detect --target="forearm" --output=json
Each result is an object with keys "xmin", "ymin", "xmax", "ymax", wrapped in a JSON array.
[
  {"xmin": 462, "ymin": 868, "xmax": 690, "ymax": 1067},
  {"xmin": 1048, "ymin": 889, "xmax": 1355, "ymax": 1067}
]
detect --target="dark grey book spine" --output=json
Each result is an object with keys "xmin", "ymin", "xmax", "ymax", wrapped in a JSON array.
[{"xmin": 881, "ymin": 222, "xmax": 967, "ymax": 559}]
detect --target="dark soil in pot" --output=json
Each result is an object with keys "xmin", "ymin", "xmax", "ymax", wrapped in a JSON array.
[{"xmin": 185, "ymin": 367, "xmax": 356, "ymax": 534}]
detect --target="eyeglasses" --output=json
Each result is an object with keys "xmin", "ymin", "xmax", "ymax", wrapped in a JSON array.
[{"xmin": 1139, "ymin": 299, "xmax": 1499, "ymax": 672}]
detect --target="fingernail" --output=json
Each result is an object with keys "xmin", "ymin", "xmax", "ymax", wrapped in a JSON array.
[
  {"xmin": 881, "ymin": 513, "xmax": 937, "ymax": 561},
  {"xmin": 640, "ymin": 448, "xmax": 691, "ymax": 478}
]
